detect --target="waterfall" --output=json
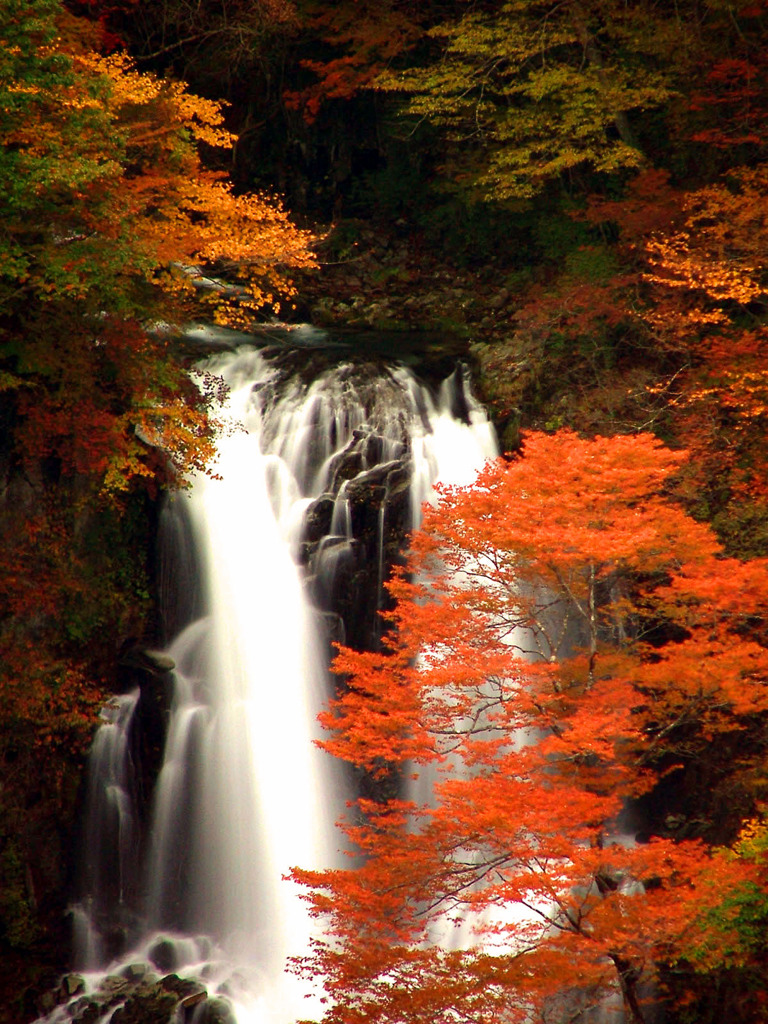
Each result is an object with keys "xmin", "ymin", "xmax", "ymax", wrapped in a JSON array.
[
  {"xmin": 71, "ymin": 690, "xmax": 140, "ymax": 970},
  {"xmin": 53, "ymin": 345, "xmax": 497, "ymax": 1024}
]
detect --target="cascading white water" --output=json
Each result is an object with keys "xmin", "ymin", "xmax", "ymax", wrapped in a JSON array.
[
  {"xmin": 53, "ymin": 345, "xmax": 497, "ymax": 1024},
  {"xmin": 71, "ymin": 690, "xmax": 140, "ymax": 971}
]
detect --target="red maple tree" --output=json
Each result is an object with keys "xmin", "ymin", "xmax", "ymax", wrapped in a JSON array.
[{"xmin": 293, "ymin": 430, "xmax": 768, "ymax": 1024}]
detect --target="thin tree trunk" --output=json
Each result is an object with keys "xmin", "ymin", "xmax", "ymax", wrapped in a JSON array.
[
  {"xmin": 609, "ymin": 953, "xmax": 646, "ymax": 1024},
  {"xmin": 574, "ymin": 3, "xmax": 640, "ymax": 149}
]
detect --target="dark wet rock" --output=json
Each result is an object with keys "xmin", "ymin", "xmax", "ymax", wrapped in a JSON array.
[
  {"xmin": 37, "ymin": 990, "xmax": 57, "ymax": 1015},
  {"xmin": 316, "ymin": 610, "xmax": 346, "ymax": 648},
  {"xmin": 344, "ymin": 459, "xmax": 410, "ymax": 501},
  {"xmin": 109, "ymin": 989, "xmax": 178, "ymax": 1024},
  {"xmin": 118, "ymin": 644, "xmax": 175, "ymax": 675},
  {"xmin": 144, "ymin": 651, "xmax": 176, "ymax": 673},
  {"xmin": 193, "ymin": 995, "xmax": 237, "ymax": 1024},
  {"xmin": 60, "ymin": 974, "xmax": 86, "ymax": 998},
  {"xmin": 303, "ymin": 494, "xmax": 335, "ymax": 544},
  {"xmin": 37, "ymin": 966, "xmax": 210, "ymax": 1024},
  {"xmin": 148, "ymin": 938, "xmax": 179, "ymax": 973},
  {"xmin": 98, "ymin": 975, "xmax": 132, "ymax": 998},
  {"xmin": 159, "ymin": 974, "xmax": 205, "ymax": 999},
  {"xmin": 445, "ymin": 364, "xmax": 473, "ymax": 424},
  {"xmin": 119, "ymin": 962, "xmax": 152, "ymax": 981},
  {"xmin": 302, "ymin": 449, "xmax": 413, "ymax": 651},
  {"xmin": 328, "ymin": 445, "xmax": 364, "ymax": 487},
  {"xmin": 129, "ymin": 680, "xmax": 174, "ymax": 830},
  {"xmin": 181, "ymin": 988, "xmax": 207, "ymax": 1010},
  {"xmin": 114, "ymin": 641, "xmax": 176, "ymax": 830},
  {"xmin": 68, "ymin": 995, "xmax": 101, "ymax": 1022}
]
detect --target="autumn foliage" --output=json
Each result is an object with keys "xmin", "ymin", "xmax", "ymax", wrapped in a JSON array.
[
  {"xmin": 0, "ymin": 1, "xmax": 317, "ymax": 948},
  {"xmin": 1, "ymin": 0, "xmax": 316, "ymax": 489},
  {"xmin": 1, "ymin": 0, "xmax": 768, "ymax": 1013},
  {"xmin": 293, "ymin": 431, "xmax": 768, "ymax": 1024},
  {"xmin": 0, "ymin": 0, "xmax": 316, "ymax": 612}
]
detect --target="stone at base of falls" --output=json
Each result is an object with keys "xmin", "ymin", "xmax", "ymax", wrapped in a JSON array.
[
  {"xmin": 108, "ymin": 987, "xmax": 178, "ymax": 1024},
  {"xmin": 62, "ymin": 975, "xmax": 86, "ymax": 997},
  {"xmin": 121, "ymin": 963, "xmax": 151, "ymax": 981},
  {"xmin": 181, "ymin": 989, "xmax": 207, "ymax": 1011},
  {"xmin": 148, "ymin": 937, "xmax": 181, "ymax": 973},
  {"xmin": 36, "ymin": 975, "xmax": 86, "ymax": 1016},
  {"xmin": 38, "ymin": 970, "xmax": 226, "ymax": 1024},
  {"xmin": 192, "ymin": 996, "xmax": 237, "ymax": 1024}
]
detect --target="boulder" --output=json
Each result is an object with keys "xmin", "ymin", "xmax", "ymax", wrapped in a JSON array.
[
  {"xmin": 67, "ymin": 995, "xmax": 101, "ymax": 1022},
  {"xmin": 109, "ymin": 989, "xmax": 177, "ymax": 1024},
  {"xmin": 119, "ymin": 963, "xmax": 151, "ymax": 982},
  {"xmin": 148, "ymin": 938, "xmax": 179, "ymax": 973},
  {"xmin": 302, "ymin": 494, "xmax": 335, "ymax": 544},
  {"xmin": 60, "ymin": 974, "xmax": 86, "ymax": 998},
  {"xmin": 118, "ymin": 645, "xmax": 175, "ymax": 675},
  {"xmin": 192, "ymin": 995, "xmax": 237, "ymax": 1024}
]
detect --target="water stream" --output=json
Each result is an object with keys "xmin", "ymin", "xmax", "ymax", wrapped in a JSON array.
[{"xmin": 53, "ymin": 345, "xmax": 497, "ymax": 1023}]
